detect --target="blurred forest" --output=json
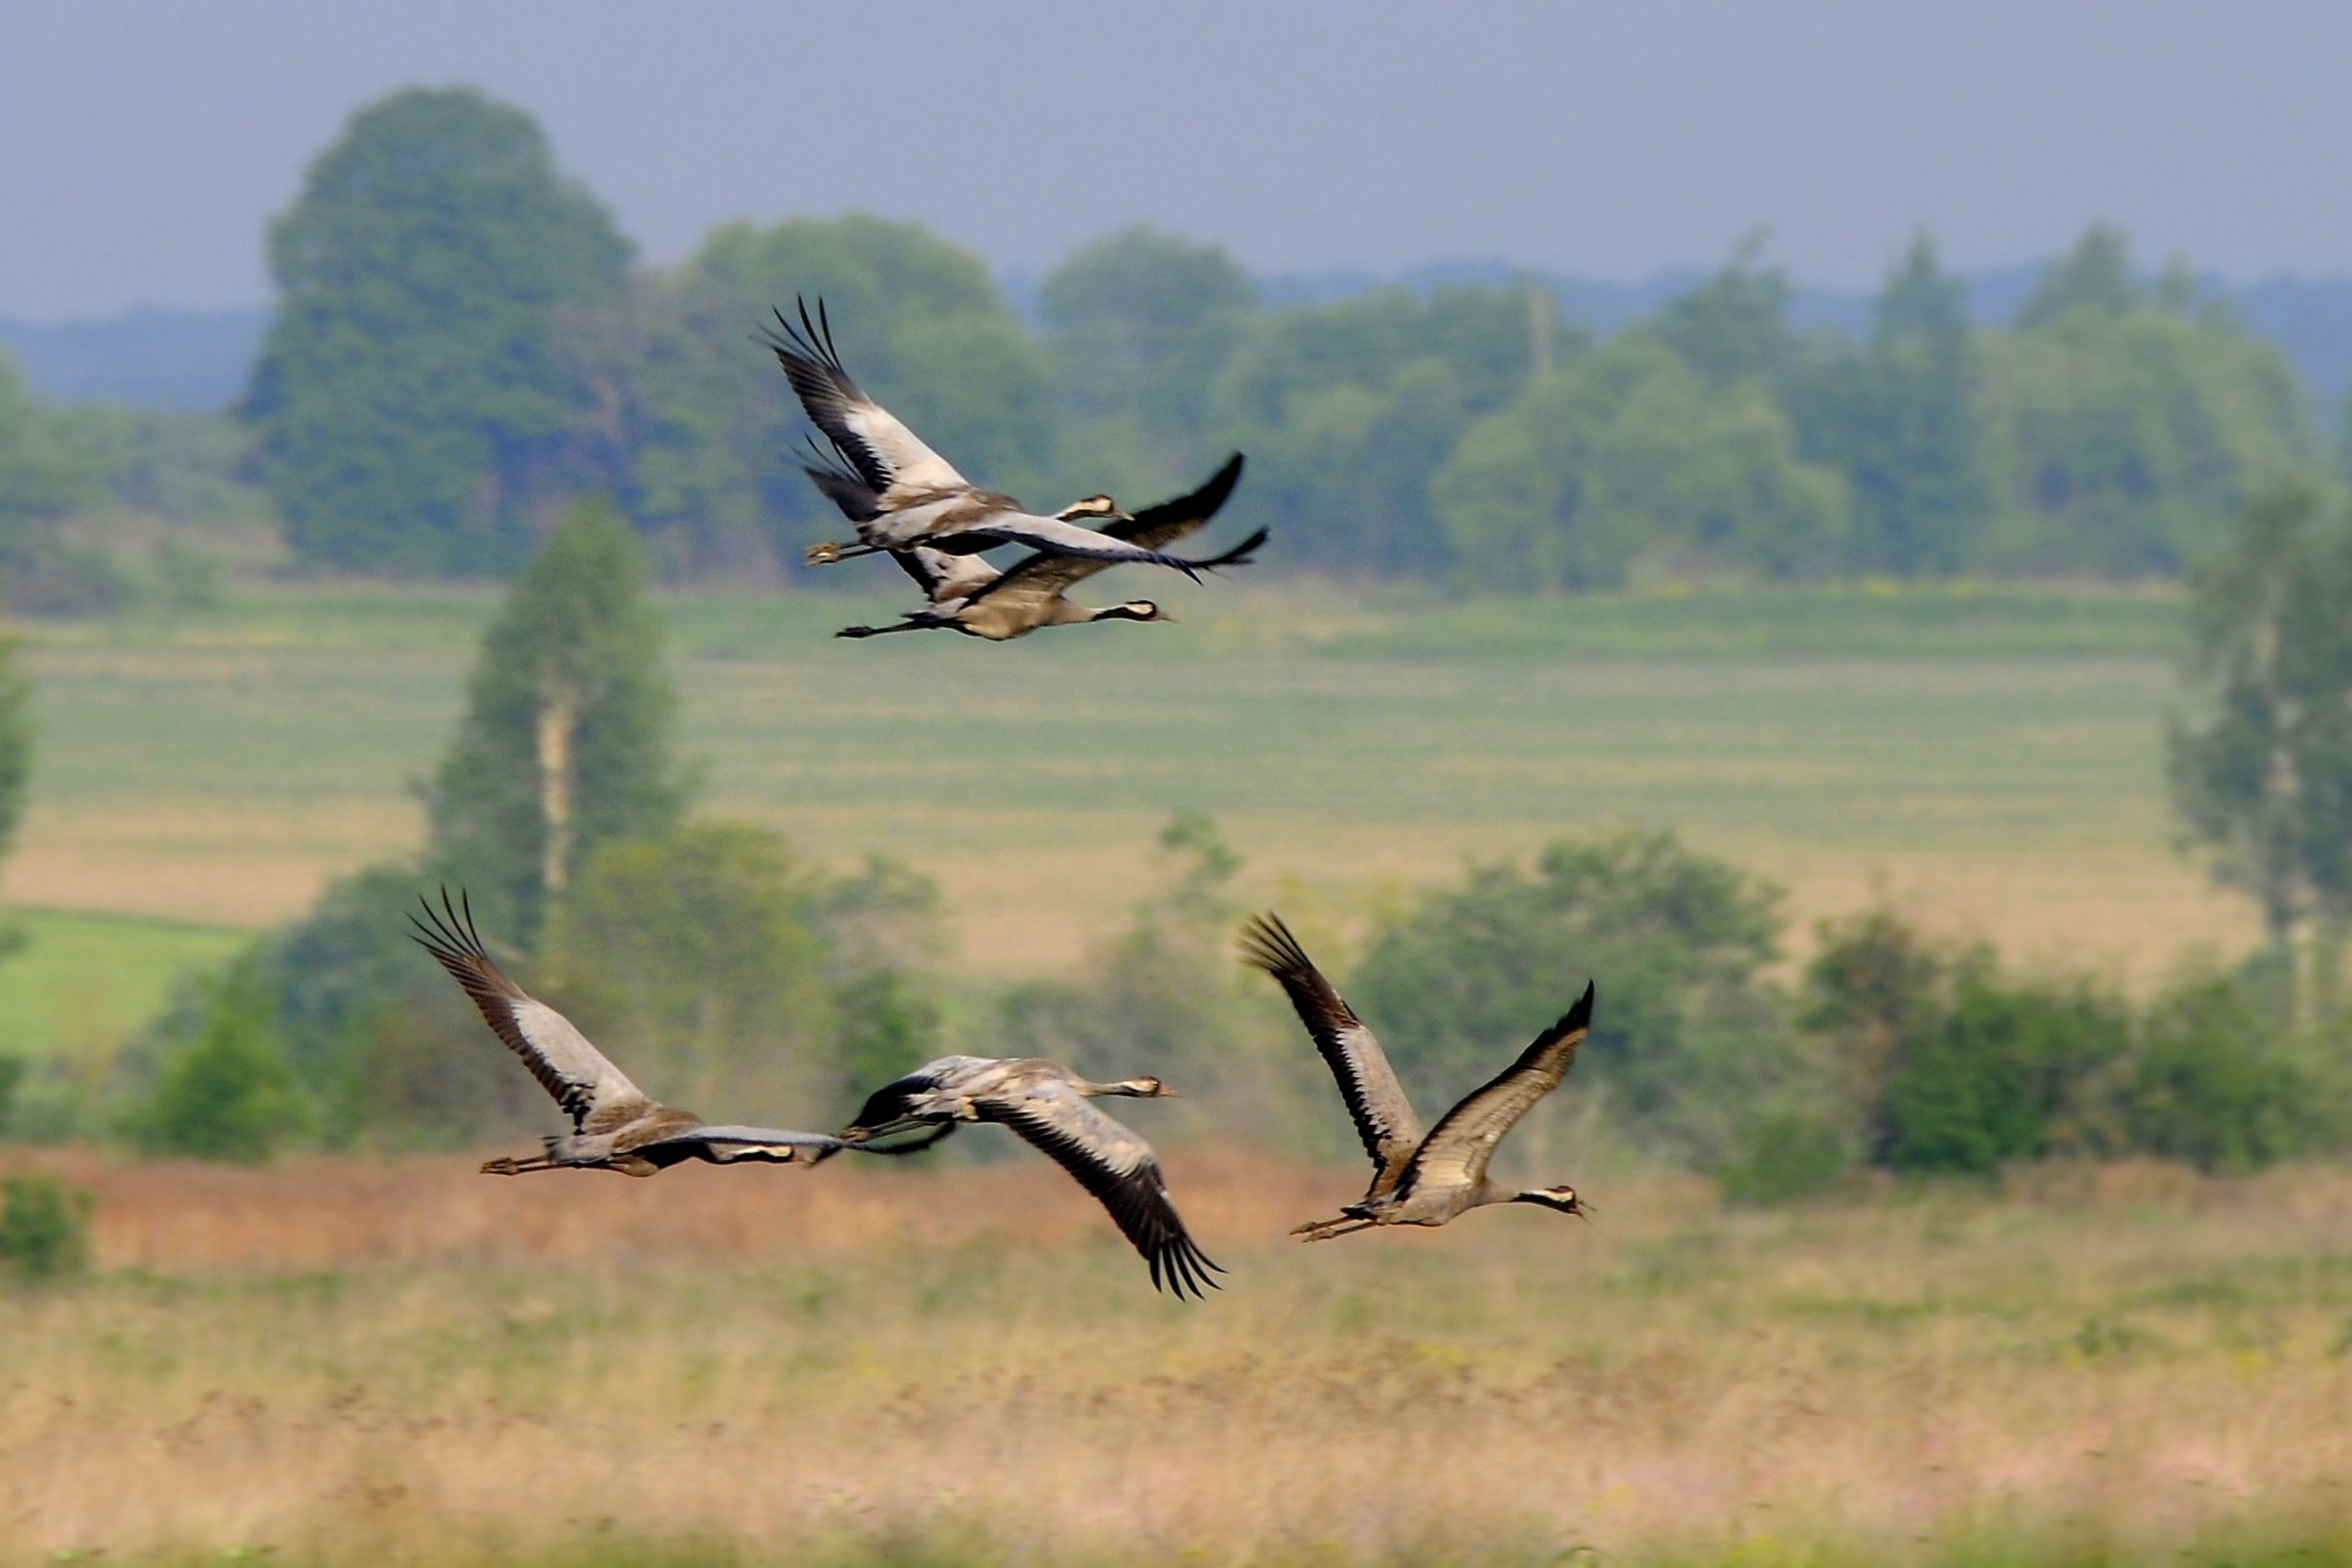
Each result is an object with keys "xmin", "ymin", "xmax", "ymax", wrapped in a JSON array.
[{"xmin": 0, "ymin": 85, "xmax": 2341, "ymax": 609}]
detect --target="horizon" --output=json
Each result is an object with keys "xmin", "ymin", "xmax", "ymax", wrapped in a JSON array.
[{"xmin": 8, "ymin": 2, "xmax": 2352, "ymax": 321}]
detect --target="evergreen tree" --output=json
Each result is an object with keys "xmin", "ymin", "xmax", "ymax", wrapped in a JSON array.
[
  {"xmin": 0, "ymin": 615, "xmax": 28, "ymax": 968},
  {"xmin": 424, "ymin": 498, "xmax": 689, "ymax": 942},
  {"xmin": 244, "ymin": 87, "xmax": 633, "ymax": 575}
]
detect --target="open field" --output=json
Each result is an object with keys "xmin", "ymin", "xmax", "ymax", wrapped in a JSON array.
[
  {"xmin": 0, "ymin": 581, "xmax": 2254, "ymax": 1044},
  {"xmin": 1, "ymin": 1146, "xmax": 2349, "ymax": 1564},
  {"xmin": 0, "ymin": 907, "xmax": 245, "ymax": 1060}
]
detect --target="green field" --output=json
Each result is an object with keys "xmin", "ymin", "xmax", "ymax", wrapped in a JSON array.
[
  {"xmin": 0, "ymin": 907, "xmax": 244, "ymax": 1059},
  {"xmin": 0, "ymin": 580, "xmax": 2250, "ymax": 1044}
]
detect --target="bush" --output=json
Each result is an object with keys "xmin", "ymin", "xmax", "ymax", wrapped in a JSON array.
[
  {"xmin": 0, "ymin": 1172, "xmax": 92, "ymax": 1280},
  {"xmin": 128, "ymin": 963, "xmax": 311, "ymax": 1161},
  {"xmin": 1353, "ymin": 830, "xmax": 1790, "ymax": 1163},
  {"xmin": 1879, "ymin": 949, "xmax": 2129, "ymax": 1175},
  {"xmin": 0, "ymin": 1053, "xmax": 22, "ymax": 1135},
  {"xmin": 544, "ymin": 823, "xmax": 839, "ymax": 1124},
  {"xmin": 1714, "ymin": 1110, "xmax": 1854, "ymax": 1206},
  {"xmin": 2115, "ymin": 968, "xmax": 2325, "ymax": 1172}
]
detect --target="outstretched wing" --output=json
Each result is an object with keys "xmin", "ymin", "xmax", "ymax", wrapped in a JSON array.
[
  {"xmin": 633, "ymin": 1125, "xmax": 851, "ymax": 1165},
  {"xmin": 1397, "ymin": 983, "xmax": 1595, "ymax": 1201},
  {"xmin": 972, "ymin": 453, "xmax": 1250, "ymax": 606},
  {"xmin": 979, "ymin": 1080, "xmax": 1223, "ymax": 1300},
  {"xmin": 950, "ymin": 510, "xmax": 1215, "ymax": 574},
  {"xmin": 406, "ymin": 890, "xmax": 651, "ymax": 1133},
  {"xmin": 1239, "ymin": 912, "xmax": 1424, "ymax": 1187},
  {"xmin": 762, "ymin": 297, "xmax": 969, "ymax": 499}
]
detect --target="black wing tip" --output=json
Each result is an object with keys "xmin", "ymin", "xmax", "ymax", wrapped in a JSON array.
[
  {"xmin": 406, "ymin": 884, "xmax": 488, "ymax": 963},
  {"xmin": 1237, "ymin": 910, "xmax": 1311, "ymax": 978},
  {"xmin": 1151, "ymin": 1236, "xmax": 1226, "ymax": 1301},
  {"xmin": 1554, "ymin": 981, "xmax": 1597, "ymax": 1036}
]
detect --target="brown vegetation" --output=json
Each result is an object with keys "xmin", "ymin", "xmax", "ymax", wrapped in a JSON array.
[{"xmin": 2, "ymin": 1147, "xmax": 2349, "ymax": 1562}]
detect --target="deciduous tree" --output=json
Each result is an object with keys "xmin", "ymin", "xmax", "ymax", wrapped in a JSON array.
[{"xmin": 244, "ymin": 87, "xmax": 632, "ymax": 575}]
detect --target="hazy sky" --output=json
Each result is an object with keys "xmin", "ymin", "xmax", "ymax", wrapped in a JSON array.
[{"xmin": 6, "ymin": 0, "xmax": 2351, "ymax": 321}]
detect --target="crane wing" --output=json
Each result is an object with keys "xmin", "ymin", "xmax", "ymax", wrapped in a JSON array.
[
  {"xmin": 950, "ymin": 510, "xmax": 1215, "ymax": 573},
  {"xmin": 969, "ymin": 454, "xmax": 1250, "ymax": 606},
  {"xmin": 1396, "ymin": 983, "xmax": 1593, "ymax": 1202},
  {"xmin": 407, "ymin": 890, "xmax": 651, "ymax": 1134},
  {"xmin": 979, "ymin": 1080, "xmax": 1223, "ymax": 1300},
  {"xmin": 763, "ymin": 296, "xmax": 969, "ymax": 500},
  {"xmin": 1239, "ymin": 913, "xmax": 1424, "ymax": 1186}
]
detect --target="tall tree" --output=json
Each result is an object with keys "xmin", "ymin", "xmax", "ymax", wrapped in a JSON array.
[
  {"xmin": 630, "ymin": 214, "xmax": 1049, "ymax": 572},
  {"xmin": 2018, "ymin": 222, "xmax": 2140, "ymax": 329},
  {"xmin": 424, "ymin": 498, "xmax": 689, "ymax": 943},
  {"xmin": 1040, "ymin": 226, "xmax": 1254, "ymax": 456},
  {"xmin": 1437, "ymin": 336, "xmax": 1849, "ymax": 589},
  {"xmin": 1645, "ymin": 233, "xmax": 1801, "ymax": 391},
  {"xmin": 244, "ymin": 87, "xmax": 633, "ymax": 575},
  {"xmin": 1839, "ymin": 234, "xmax": 1991, "ymax": 574},
  {"xmin": 2170, "ymin": 482, "xmax": 2352, "ymax": 1018}
]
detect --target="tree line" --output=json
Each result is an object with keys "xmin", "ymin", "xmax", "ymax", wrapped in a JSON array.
[{"xmin": 0, "ymin": 84, "xmax": 2331, "ymax": 603}]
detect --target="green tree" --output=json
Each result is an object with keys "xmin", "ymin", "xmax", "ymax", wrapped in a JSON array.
[
  {"xmin": 1645, "ymin": 233, "xmax": 1803, "ymax": 391},
  {"xmin": 0, "ymin": 614, "xmax": 29, "ymax": 969},
  {"xmin": 129, "ymin": 962, "xmax": 312, "ymax": 1162},
  {"xmin": 1353, "ymin": 830, "xmax": 1788, "ymax": 1164},
  {"xmin": 1206, "ymin": 286, "xmax": 1534, "ymax": 574},
  {"xmin": 1041, "ymin": 226, "xmax": 1254, "ymax": 460},
  {"xmin": 1876, "ymin": 949, "xmax": 2128, "ymax": 1175},
  {"xmin": 631, "ymin": 214, "xmax": 1049, "ymax": 571},
  {"xmin": 544, "ymin": 823, "xmax": 838, "ymax": 1122},
  {"xmin": 2017, "ymin": 222, "xmax": 2140, "ymax": 329},
  {"xmin": 1438, "ymin": 336, "xmax": 1849, "ymax": 589},
  {"xmin": 1980, "ymin": 228, "xmax": 2305, "ymax": 575},
  {"xmin": 1815, "ymin": 235, "xmax": 1992, "ymax": 575},
  {"xmin": 424, "ymin": 499, "xmax": 689, "ymax": 943},
  {"xmin": 244, "ymin": 87, "xmax": 633, "ymax": 575},
  {"xmin": 2170, "ymin": 483, "xmax": 2352, "ymax": 1015}
]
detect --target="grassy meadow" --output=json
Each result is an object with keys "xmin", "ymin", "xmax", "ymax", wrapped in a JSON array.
[
  {"xmin": 2, "ymin": 579, "xmax": 2343, "ymax": 1566},
  {"xmin": 2, "ymin": 1145, "xmax": 2351, "ymax": 1565},
  {"xmin": 0, "ymin": 577, "xmax": 2251, "ymax": 1055}
]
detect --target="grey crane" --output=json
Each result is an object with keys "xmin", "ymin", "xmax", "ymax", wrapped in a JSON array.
[
  {"xmin": 838, "ymin": 455, "xmax": 1262, "ymax": 642},
  {"xmin": 410, "ymin": 891, "xmax": 850, "ymax": 1177},
  {"xmin": 834, "ymin": 1055, "xmax": 1223, "ymax": 1297},
  {"xmin": 1239, "ymin": 913, "xmax": 1592, "ymax": 1240},
  {"xmin": 765, "ymin": 298, "xmax": 1233, "ymax": 575}
]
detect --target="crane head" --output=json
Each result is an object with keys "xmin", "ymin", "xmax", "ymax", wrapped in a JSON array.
[
  {"xmin": 1110, "ymin": 1075, "xmax": 1181, "ymax": 1098},
  {"xmin": 1514, "ymin": 1184, "xmax": 1587, "ymax": 1218}
]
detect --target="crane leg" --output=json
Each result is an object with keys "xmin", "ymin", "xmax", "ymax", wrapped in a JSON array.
[
  {"xmin": 481, "ymin": 1151, "xmax": 561, "ymax": 1175},
  {"xmin": 1291, "ymin": 1214, "xmax": 1378, "ymax": 1242}
]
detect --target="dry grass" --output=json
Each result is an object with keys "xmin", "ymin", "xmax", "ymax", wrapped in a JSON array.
[
  {"xmin": 3, "ymin": 1147, "xmax": 2350, "ymax": 1564},
  {"xmin": 7, "ymin": 585, "xmax": 2260, "ymax": 991}
]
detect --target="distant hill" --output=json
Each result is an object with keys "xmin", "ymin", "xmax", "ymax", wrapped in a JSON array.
[{"xmin": 0, "ymin": 306, "xmax": 267, "ymax": 410}]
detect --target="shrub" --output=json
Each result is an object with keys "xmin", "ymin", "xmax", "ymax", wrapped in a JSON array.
[
  {"xmin": 1879, "ymin": 949, "xmax": 2129, "ymax": 1175},
  {"xmin": 128, "ymin": 963, "xmax": 312, "ymax": 1161},
  {"xmin": 0, "ymin": 1172, "xmax": 92, "ymax": 1280},
  {"xmin": 1353, "ymin": 830, "xmax": 1790, "ymax": 1163},
  {"xmin": 544, "ymin": 823, "xmax": 838, "ymax": 1125},
  {"xmin": 0, "ymin": 1052, "xmax": 22, "ymax": 1135},
  {"xmin": 1714, "ymin": 1110, "xmax": 1854, "ymax": 1206},
  {"xmin": 2115, "ymin": 968, "xmax": 2325, "ymax": 1172}
]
